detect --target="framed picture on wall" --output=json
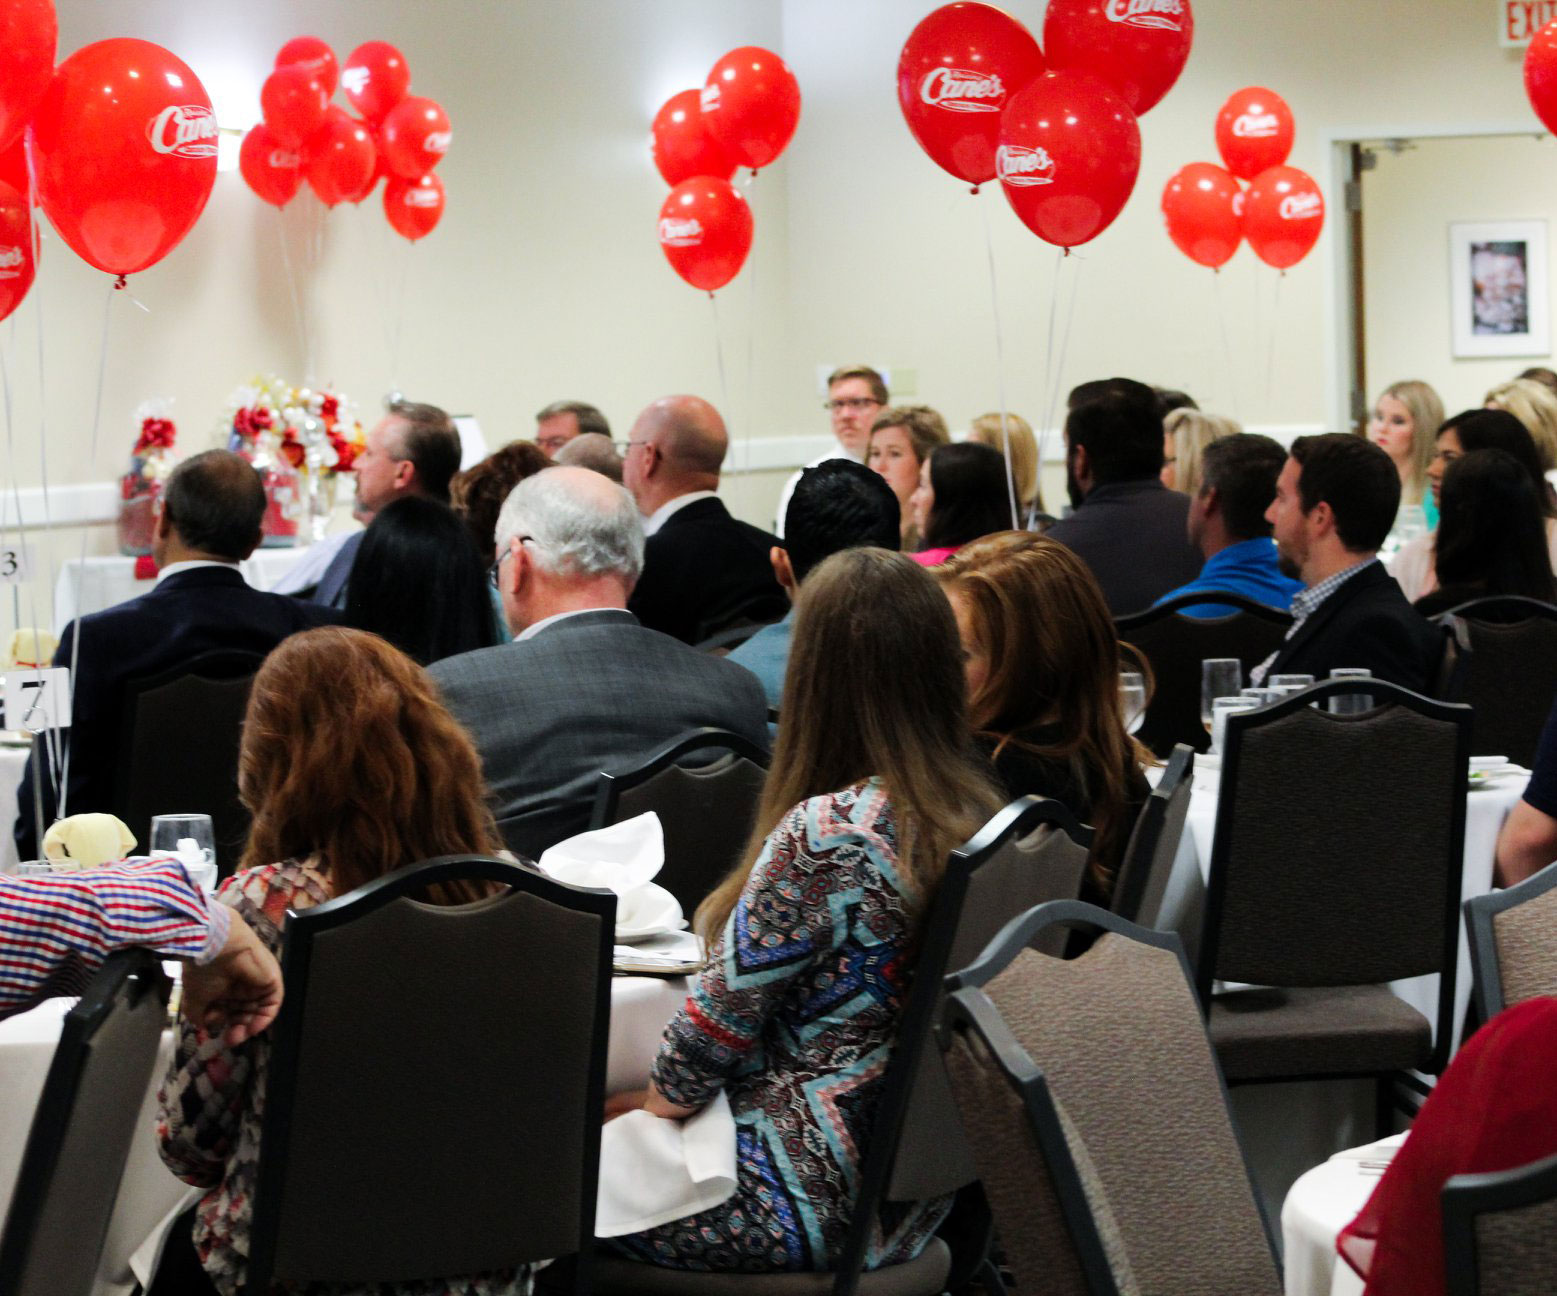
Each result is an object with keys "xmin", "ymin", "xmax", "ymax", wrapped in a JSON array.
[{"xmin": 1449, "ymin": 220, "xmax": 1550, "ymax": 358}]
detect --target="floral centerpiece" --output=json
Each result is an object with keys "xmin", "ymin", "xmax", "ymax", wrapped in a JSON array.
[
  {"xmin": 116, "ymin": 400, "xmax": 177, "ymax": 556},
  {"xmin": 219, "ymin": 377, "xmax": 366, "ymax": 545}
]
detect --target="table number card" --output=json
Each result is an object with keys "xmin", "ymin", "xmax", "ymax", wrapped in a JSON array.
[
  {"xmin": 0, "ymin": 542, "xmax": 30, "ymax": 585},
  {"xmin": 2, "ymin": 667, "xmax": 70, "ymax": 731}
]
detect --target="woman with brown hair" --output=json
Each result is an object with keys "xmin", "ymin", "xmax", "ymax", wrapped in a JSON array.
[
  {"xmin": 865, "ymin": 404, "xmax": 949, "ymax": 548},
  {"xmin": 157, "ymin": 626, "xmax": 524, "ymax": 1296},
  {"xmin": 450, "ymin": 439, "xmax": 552, "ymax": 555},
  {"xmin": 605, "ymin": 547, "xmax": 1001, "ymax": 1275},
  {"xmin": 935, "ymin": 532, "xmax": 1150, "ymax": 905}
]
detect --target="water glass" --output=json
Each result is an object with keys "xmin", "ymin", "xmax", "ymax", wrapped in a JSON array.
[
  {"xmin": 1201, "ymin": 658, "xmax": 1242, "ymax": 731},
  {"xmin": 1240, "ymin": 687, "xmax": 1282, "ymax": 707},
  {"xmin": 1119, "ymin": 671, "xmax": 1147, "ymax": 736},
  {"xmin": 1210, "ymin": 697, "xmax": 1258, "ymax": 754},
  {"xmin": 1328, "ymin": 667, "xmax": 1374, "ymax": 716},
  {"xmin": 1269, "ymin": 674, "xmax": 1315, "ymax": 691},
  {"xmin": 150, "ymin": 814, "xmax": 217, "ymax": 893}
]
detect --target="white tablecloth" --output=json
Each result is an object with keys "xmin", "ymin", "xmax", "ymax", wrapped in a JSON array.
[
  {"xmin": 51, "ymin": 549, "xmax": 319, "ymax": 635},
  {"xmin": 1281, "ymin": 1134, "xmax": 1407, "ymax": 1296},
  {"xmin": 0, "ymin": 745, "xmax": 25, "ymax": 871},
  {"xmin": 0, "ymin": 971, "xmax": 690, "ymax": 1294}
]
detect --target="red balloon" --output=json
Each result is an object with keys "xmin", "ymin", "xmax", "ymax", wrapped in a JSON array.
[
  {"xmin": 701, "ymin": 47, "xmax": 801, "ymax": 170},
  {"xmin": 341, "ymin": 41, "xmax": 411, "ymax": 125},
  {"xmin": 897, "ymin": 3, "xmax": 1046, "ymax": 187},
  {"xmin": 1161, "ymin": 162, "xmax": 1241, "ymax": 269},
  {"xmin": 1042, "ymin": 0, "xmax": 1193, "ymax": 116},
  {"xmin": 0, "ymin": 138, "xmax": 30, "ymax": 203},
  {"xmin": 349, "ymin": 141, "xmax": 391, "ymax": 204},
  {"xmin": 261, "ymin": 64, "xmax": 328, "ymax": 149},
  {"xmin": 379, "ymin": 96, "xmax": 451, "ymax": 179},
  {"xmin": 996, "ymin": 70, "xmax": 1141, "ymax": 249},
  {"xmin": 1243, "ymin": 165, "xmax": 1324, "ymax": 270},
  {"xmin": 276, "ymin": 36, "xmax": 338, "ymax": 95},
  {"xmin": 32, "ymin": 39, "xmax": 218, "ymax": 277},
  {"xmin": 651, "ymin": 89, "xmax": 736, "ymax": 186},
  {"xmin": 1527, "ymin": 26, "xmax": 1557, "ymax": 134},
  {"xmin": 658, "ymin": 177, "xmax": 753, "ymax": 292},
  {"xmin": 0, "ymin": 0, "xmax": 55, "ymax": 154},
  {"xmin": 0, "ymin": 181, "xmax": 36, "ymax": 323},
  {"xmin": 304, "ymin": 111, "xmax": 376, "ymax": 208},
  {"xmin": 384, "ymin": 172, "xmax": 445, "ymax": 241},
  {"xmin": 239, "ymin": 123, "xmax": 303, "ymax": 208},
  {"xmin": 1215, "ymin": 86, "xmax": 1294, "ymax": 181}
]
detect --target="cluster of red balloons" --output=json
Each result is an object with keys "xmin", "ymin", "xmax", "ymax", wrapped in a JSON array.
[
  {"xmin": 897, "ymin": 1, "xmax": 1193, "ymax": 250},
  {"xmin": 1161, "ymin": 86, "xmax": 1324, "ymax": 272},
  {"xmin": 0, "ymin": 2, "xmax": 230, "ymax": 314},
  {"xmin": 651, "ymin": 46, "xmax": 801, "ymax": 292},
  {"xmin": 242, "ymin": 37, "xmax": 450, "ymax": 242}
]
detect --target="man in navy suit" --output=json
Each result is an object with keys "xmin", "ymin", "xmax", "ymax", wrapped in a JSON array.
[
  {"xmin": 622, "ymin": 395, "xmax": 787, "ymax": 644},
  {"xmin": 12, "ymin": 451, "xmax": 336, "ymax": 860}
]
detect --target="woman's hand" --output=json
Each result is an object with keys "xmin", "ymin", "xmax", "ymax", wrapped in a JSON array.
[
  {"xmin": 181, "ymin": 910, "xmax": 284, "ymax": 1046},
  {"xmin": 604, "ymin": 1089, "xmax": 650, "ymax": 1122},
  {"xmin": 603, "ymin": 1084, "xmax": 701, "ymax": 1123}
]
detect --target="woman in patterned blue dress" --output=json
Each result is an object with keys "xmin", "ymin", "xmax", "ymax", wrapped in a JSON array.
[{"xmin": 605, "ymin": 546, "xmax": 1003, "ymax": 1274}]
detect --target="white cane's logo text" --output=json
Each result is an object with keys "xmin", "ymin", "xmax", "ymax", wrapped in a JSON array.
[
  {"xmin": 997, "ymin": 144, "xmax": 1055, "ymax": 187},
  {"xmin": 341, "ymin": 66, "xmax": 370, "ymax": 96},
  {"xmin": 267, "ymin": 148, "xmax": 301, "ymax": 170},
  {"xmin": 701, "ymin": 83, "xmax": 721, "ymax": 113},
  {"xmin": 660, "ymin": 217, "xmax": 704, "ymax": 247},
  {"xmin": 147, "ymin": 105, "xmax": 219, "ymax": 159},
  {"xmin": 0, "ymin": 246, "xmax": 25, "ymax": 280},
  {"xmin": 425, "ymin": 131, "xmax": 452, "ymax": 155},
  {"xmin": 1233, "ymin": 111, "xmax": 1280, "ymax": 139},
  {"xmin": 1104, "ymin": 0, "xmax": 1186, "ymax": 30},
  {"xmin": 1280, "ymin": 192, "xmax": 1322, "ymax": 221},
  {"xmin": 919, "ymin": 68, "xmax": 1005, "ymax": 113},
  {"xmin": 404, "ymin": 186, "xmax": 441, "ymax": 209}
]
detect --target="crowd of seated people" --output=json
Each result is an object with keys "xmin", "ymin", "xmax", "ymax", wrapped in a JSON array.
[{"xmin": 8, "ymin": 363, "xmax": 1557, "ymax": 1296}]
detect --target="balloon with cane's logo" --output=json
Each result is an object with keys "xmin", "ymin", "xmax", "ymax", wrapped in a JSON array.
[
  {"xmin": 657, "ymin": 177, "xmax": 752, "ymax": 291},
  {"xmin": 651, "ymin": 89, "xmax": 737, "ymax": 186},
  {"xmin": 1215, "ymin": 87, "xmax": 1294, "ymax": 181},
  {"xmin": 1044, "ymin": 0, "xmax": 1193, "ymax": 115},
  {"xmin": 1243, "ymin": 165, "xmax": 1324, "ymax": 270},
  {"xmin": 1161, "ymin": 161, "xmax": 1242, "ymax": 269},
  {"xmin": 240, "ymin": 123, "xmax": 303, "ymax": 207},
  {"xmin": 384, "ymin": 172, "xmax": 444, "ymax": 241}
]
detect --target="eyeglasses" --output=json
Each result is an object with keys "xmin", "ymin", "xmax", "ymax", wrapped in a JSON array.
[
  {"xmin": 823, "ymin": 397, "xmax": 882, "ymax": 413},
  {"xmin": 612, "ymin": 439, "xmax": 649, "ymax": 455},
  {"xmin": 488, "ymin": 536, "xmax": 538, "ymax": 588}
]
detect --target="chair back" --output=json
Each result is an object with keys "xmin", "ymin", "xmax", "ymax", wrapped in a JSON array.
[
  {"xmin": 1202, "ymin": 680, "xmax": 1470, "ymax": 1069},
  {"xmin": 937, "ymin": 986, "xmax": 1135, "ymax": 1296},
  {"xmin": 245, "ymin": 856, "xmax": 614, "ymax": 1295},
  {"xmin": 114, "ymin": 649, "xmax": 265, "ymax": 871},
  {"xmin": 0, "ymin": 951, "xmax": 170, "ymax": 1296},
  {"xmin": 1115, "ymin": 593, "xmax": 1292, "ymax": 759},
  {"xmin": 944, "ymin": 901, "xmax": 1281, "ymax": 1296},
  {"xmin": 590, "ymin": 728, "xmax": 770, "ymax": 913},
  {"xmin": 833, "ymin": 797, "xmax": 1093, "ymax": 1294},
  {"xmin": 1465, "ymin": 860, "xmax": 1557, "ymax": 1020},
  {"xmin": 1443, "ymin": 1151, "xmax": 1557, "ymax": 1296},
  {"xmin": 1439, "ymin": 599, "xmax": 1557, "ymax": 763},
  {"xmin": 1111, "ymin": 745, "xmax": 1194, "ymax": 926}
]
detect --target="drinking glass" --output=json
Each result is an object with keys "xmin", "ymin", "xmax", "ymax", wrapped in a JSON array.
[
  {"xmin": 1240, "ymin": 687, "xmax": 1282, "ymax": 707},
  {"xmin": 1328, "ymin": 667, "xmax": 1374, "ymax": 716},
  {"xmin": 1269, "ymin": 674, "xmax": 1315, "ymax": 691},
  {"xmin": 150, "ymin": 814, "xmax": 217, "ymax": 893},
  {"xmin": 1119, "ymin": 671, "xmax": 1147, "ymax": 735},
  {"xmin": 1210, "ymin": 697, "xmax": 1258, "ymax": 754},
  {"xmin": 1201, "ymin": 659, "xmax": 1242, "ymax": 732}
]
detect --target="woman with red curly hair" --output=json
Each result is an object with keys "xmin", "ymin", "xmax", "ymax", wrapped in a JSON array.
[{"xmin": 156, "ymin": 626, "xmax": 525, "ymax": 1296}]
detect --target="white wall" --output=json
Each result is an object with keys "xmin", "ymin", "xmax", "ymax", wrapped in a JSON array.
[{"xmin": 1, "ymin": 0, "xmax": 1548, "ymax": 627}]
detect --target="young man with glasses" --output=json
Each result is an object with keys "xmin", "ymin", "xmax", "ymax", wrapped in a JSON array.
[{"xmin": 773, "ymin": 364, "xmax": 888, "ymax": 537}]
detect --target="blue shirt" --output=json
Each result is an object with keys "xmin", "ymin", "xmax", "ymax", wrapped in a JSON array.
[
  {"xmin": 1155, "ymin": 537, "xmax": 1304, "ymax": 619},
  {"xmin": 726, "ymin": 609, "xmax": 791, "ymax": 712}
]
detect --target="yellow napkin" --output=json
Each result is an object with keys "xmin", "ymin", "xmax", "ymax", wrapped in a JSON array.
[
  {"xmin": 4, "ymin": 628, "xmax": 58, "ymax": 671},
  {"xmin": 42, "ymin": 814, "xmax": 137, "ymax": 869}
]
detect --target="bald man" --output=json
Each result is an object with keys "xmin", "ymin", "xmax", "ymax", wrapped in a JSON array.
[{"xmin": 623, "ymin": 395, "xmax": 787, "ymax": 645}]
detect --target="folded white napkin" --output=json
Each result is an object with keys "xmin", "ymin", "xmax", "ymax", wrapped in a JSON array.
[
  {"xmin": 537, "ymin": 813, "xmax": 665, "ymax": 893},
  {"xmin": 595, "ymin": 1091, "xmax": 738, "ymax": 1236}
]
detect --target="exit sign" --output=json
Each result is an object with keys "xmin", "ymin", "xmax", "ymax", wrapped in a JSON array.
[{"xmin": 1503, "ymin": 1, "xmax": 1557, "ymax": 46}]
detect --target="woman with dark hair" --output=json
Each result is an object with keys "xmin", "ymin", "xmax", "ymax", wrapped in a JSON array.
[
  {"xmin": 605, "ymin": 548, "xmax": 1001, "ymax": 1274},
  {"xmin": 450, "ymin": 440, "xmax": 551, "ymax": 556},
  {"xmin": 1393, "ymin": 408, "xmax": 1557, "ymax": 601},
  {"xmin": 935, "ymin": 531, "xmax": 1150, "ymax": 905},
  {"xmin": 157, "ymin": 627, "xmax": 525, "ymax": 1296},
  {"xmin": 345, "ymin": 495, "xmax": 501, "ymax": 664},
  {"xmin": 907, "ymin": 441, "xmax": 1011, "ymax": 566},
  {"xmin": 1413, "ymin": 449, "xmax": 1557, "ymax": 617}
]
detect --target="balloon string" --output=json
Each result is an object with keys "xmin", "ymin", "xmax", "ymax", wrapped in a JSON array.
[
  {"xmin": 59, "ymin": 279, "xmax": 119, "ymax": 819},
  {"xmin": 708, "ymin": 292, "xmax": 732, "ymax": 428},
  {"xmin": 277, "ymin": 206, "xmax": 308, "ymax": 380},
  {"xmin": 1037, "ymin": 248, "xmax": 1064, "ymax": 484},
  {"xmin": 1266, "ymin": 271, "xmax": 1283, "ymax": 411},
  {"xmin": 977, "ymin": 193, "xmax": 1019, "ymax": 529},
  {"xmin": 1211, "ymin": 269, "xmax": 1239, "ymax": 423},
  {"xmin": 1050, "ymin": 254, "xmax": 1084, "ymax": 438},
  {"xmin": 743, "ymin": 240, "xmax": 757, "ymax": 474},
  {"xmin": 390, "ymin": 239, "xmax": 412, "ymax": 393}
]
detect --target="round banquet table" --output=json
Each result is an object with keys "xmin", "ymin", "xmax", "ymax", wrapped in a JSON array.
[
  {"xmin": 0, "ymin": 969, "xmax": 690, "ymax": 1295},
  {"xmin": 1141, "ymin": 757, "xmax": 1529, "ymax": 1219},
  {"xmin": 1281, "ymin": 1134, "xmax": 1407, "ymax": 1296}
]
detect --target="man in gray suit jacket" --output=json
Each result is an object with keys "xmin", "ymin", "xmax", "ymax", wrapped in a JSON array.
[{"xmin": 428, "ymin": 466, "xmax": 769, "ymax": 859}]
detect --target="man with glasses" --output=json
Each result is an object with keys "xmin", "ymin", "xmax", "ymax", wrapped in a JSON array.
[
  {"xmin": 773, "ymin": 364, "xmax": 888, "ymax": 538},
  {"xmin": 535, "ymin": 399, "xmax": 610, "ymax": 458}
]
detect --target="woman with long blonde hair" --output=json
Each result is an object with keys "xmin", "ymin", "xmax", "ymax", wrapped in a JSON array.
[
  {"xmin": 935, "ymin": 532, "xmax": 1151, "ymax": 904},
  {"xmin": 605, "ymin": 547, "xmax": 1001, "ymax": 1274},
  {"xmin": 158, "ymin": 627, "xmax": 522, "ymax": 1296},
  {"xmin": 1485, "ymin": 376, "xmax": 1557, "ymax": 476},
  {"xmin": 968, "ymin": 410, "xmax": 1047, "ymax": 526},
  {"xmin": 1369, "ymin": 379, "xmax": 1444, "ymax": 528},
  {"xmin": 1161, "ymin": 408, "xmax": 1241, "ymax": 497}
]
